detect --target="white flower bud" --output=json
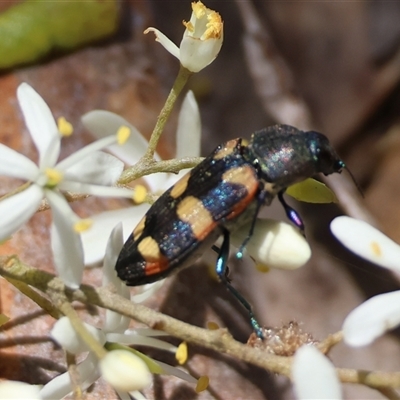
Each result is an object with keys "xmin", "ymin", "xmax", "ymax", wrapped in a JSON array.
[
  {"xmin": 292, "ymin": 346, "xmax": 342, "ymax": 399},
  {"xmin": 231, "ymin": 219, "xmax": 311, "ymax": 270},
  {"xmin": 99, "ymin": 350, "xmax": 152, "ymax": 392},
  {"xmin": 51, "ymin": 317, "xmax": 106, "ymax": 354},
  {"xmin": 0, "ymin": 381, "xmax": 42, "ymax": 399}
]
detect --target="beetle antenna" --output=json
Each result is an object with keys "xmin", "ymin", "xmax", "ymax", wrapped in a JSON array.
[{"xmin": 345, "ymin": 166, "xmax": 364, "ymax": 198}]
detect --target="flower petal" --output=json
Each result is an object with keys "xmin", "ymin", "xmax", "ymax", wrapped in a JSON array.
[
  {"xmin": 0, "ymin": 381, "xmax": 42, "ymax": 399},
  {"xmin": 144, "ymin": 28, "xmax": 180, "ymax": 59},
  {"xmin": 180, "ymin": 36, "xmax": 222, "ymax": 72},
  {"xmin": 17, "ymin": 83, "xmax": 60, "ymax": 169},
  {"xmin": 81, "ymin": 205, "xmax": 150, "ymax": 265},
  {"xmin": 155, "ymin": 360, "xmax": 197, "ymax": 384},
  {"xmin": 231, "ymin": 219, "xmax": 311, "ymax": 270},
  {"xmin": 331, "ymin": 216, "xmax": 400, "ymax": 272},
  {"xmin": 81, "ymin": 110, "xmax": 159, "ymax": 164},
  {"xmin": 51, "ymin": 316, "xmax": 106, "ymax": 354},
  {"xmin": 62, "ymin": 151, "xmax": 123, "ymax": 185},
  {"xmin": 46, "ymin": 190, "xmax": 84, "ymax": 288},
  {"xmin": 106, "ymin": 333, "xmax": 177, "ymax": 352},
  {"xmin": 0, "ymin": 185, "xmax": 43, "ymax": 241},
  {"xmin": 40, "ymin": 353, "xmax": 99, "ymax": 400},
  {"xmin": 131, "ymin": 280, "xmax": 165, "ymax": 303},
  {"xmin": 0, "ymin": 143, "xmax": 39, "ymax": 180},
  {"xmin": 292, "ymin": 345, "xmax": 342, "ymax": 400},
  {"xmin": 81, "ymin": 110, "xmax": 167, "ymax": 192},
  {"xmin": 99, "ymin": 350, "xmax": 152, "ymax": 392},
  {"xmin": 102, "ymin": 223, "xmax": 131, "ymax": 333},
  {"xmin": 343, "ymin": 291, "xmax": 400, "ymax": 347},
  {"xmin": 175, "ymin": 91, "xmax": 201, "ymax": 170}
]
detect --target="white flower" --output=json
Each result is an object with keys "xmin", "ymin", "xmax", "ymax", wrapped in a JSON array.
[
  {"xmin": 292, "ymin": 345, "xmax": 342, "ymax": 400},
  {"xmin": 0, "ymin": 83, "xmax": 133, "ymax": 288},
  {"xmin": 42, "ymin": 225, "xmax": 198, "ymax": 399},
  {"xmin": 144, "ymin": 1, "xmax": 223, "ymax": 72},
  {"xmin": 80, "ymin": 90, "xmax": 201, "ymax": 264},
  {"xmin": 0, "ymin": 380, "xmax": 42, "ymax": 399},
  {"xmin": 331, "ymin": 216, "xmax": 400, "ymax": 346}
]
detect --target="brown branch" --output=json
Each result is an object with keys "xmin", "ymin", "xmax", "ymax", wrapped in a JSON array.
[{"xmin": 2, "ymin": 256, "xmax": 400, "ymax": 391}]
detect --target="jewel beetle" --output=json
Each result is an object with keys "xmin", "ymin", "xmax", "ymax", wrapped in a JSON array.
[{"xmin": 115, "ymin": 124, "xmax": 345, "ymax": 338}]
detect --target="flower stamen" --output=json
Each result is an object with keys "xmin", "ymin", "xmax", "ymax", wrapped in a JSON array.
[
  {"xmin": 45, "ymin": 168, "xmax": 63, "ymax": 187},
  {"xmin": 175, "ymin": 342, "xmax": 188, "ymax": 365},
  {"xmin": 74, "ymin": 219, "xmax": 93, "ymax": 233},
  {"xmin": 196, "ymin": 375, "xmax": 209, "ymax": 393},
  {"xmin": 116, "ymin": 126, "xmax": 131, "ymax": 145},
  {"xmin": 132, "ymin": 184, "xmax": 147, "ymax": 204},
  {"xmin": 57, "ymin": 117, "xmax": 74, "ymax": 137}
]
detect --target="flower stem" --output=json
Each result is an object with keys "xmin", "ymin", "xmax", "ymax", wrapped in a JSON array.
[
  {"xmin": 118, "ymin": 156, "xmax": 202, "ymax": 185},
  {"xmin": 51, "ymin": 296, "xmax": 108, "ymax": 360},
  {"xmin": 144, "ymin": 65, "xmax": 193, "ymax": 161},
  {"xmin": 3, "ymin": 257, "xmax": 400, "ymax": 391}
]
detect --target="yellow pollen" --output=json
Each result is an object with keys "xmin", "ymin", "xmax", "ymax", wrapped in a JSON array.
[
  {"xmin": 175, "ymin": 342, "xmax": 188, "ymax": 365},
  {"xmin": 192, "ymin": 1, "xmax": 206, "ymax": 18},
  {"xmin": 195, "ymin": 376, "xmax": 209, "ymax": 393},
  {"xmin": 207, "ymin": 321, "xmax": 220, "ymax": 330},
  {"xmin": 57, "ymin": 117, "xmax": 73, "ymax": 137},
  {"xmin": 183, "ymin": 20, "xmax": 194, "ymax": 32},
  {"xmin": 45, "ymin": 168, "xmax": 63, "ymax": 186},
  {"xmin": 370, "ymin": 241, "xmax": 382, "ymax": 257},
  {"xmin": 117, "ymin": 125, "xmax": 131, "ymax": 145},
  {"xmin": 74, "ymin": 219, "xmax": 93, "ymax": 233},
  {"xmin": 132, "ymin": 185, "xmax": 147, "ymax": 204},
  {"xmin": 204, "ymin": 11, "xmax": 223, "ymax": 39},
  {"xmin": 256, "ymin": 264, "xmax": 270, "ymax": 273}
]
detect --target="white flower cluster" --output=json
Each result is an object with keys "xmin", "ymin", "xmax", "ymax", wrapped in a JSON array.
[
  {"xmin": 0, "ymin": 83, "xmax": 134, "ymax": 288},
  {"xmin": 0, "ymin": 2, "xmax": 321, "ymax": 399}
]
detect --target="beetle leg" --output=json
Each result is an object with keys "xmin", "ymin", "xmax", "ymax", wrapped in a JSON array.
[
  {"xmin": 216, "ymin": 229, "xmax": 263, "ymax": 339},
  {"xmin": 278, "ymin": 191, "xmax": 305, "ymax": 234},
  {"xmin": 236, "ymin": 189, "xmax": 269, "ymax": 259}
]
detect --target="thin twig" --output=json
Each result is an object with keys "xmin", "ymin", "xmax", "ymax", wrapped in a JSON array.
[{"xmin": 2, "ymin": 257, "xmax": 400, "ymax": 391}]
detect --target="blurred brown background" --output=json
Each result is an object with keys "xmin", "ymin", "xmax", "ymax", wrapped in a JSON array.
[{"xmin": 1, "ymin": 1, "xmax": 400, "ymax": 399}]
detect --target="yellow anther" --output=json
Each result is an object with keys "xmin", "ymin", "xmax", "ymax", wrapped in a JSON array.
[
  {"xmin": 132, "ymin": 185, "xmax": 147, "ymax": 204},
  {"xmin": 206, "ymin": 321, "xmax": 220, "ymax": 330},
  {"xmin": 370, "ymin": 241, "xmax": 382, "ymax": 257},
  {"xmin": 117, "ymin": 126, "xmax": 131, "ymax": 145},
  {"xmin": 204, "ymin": 11, "xmax": 223, "ymax": 39},
  {"xmin": 192, "ymin": 1, "xmax": 206, "ymax": 19},
  {"xmin": 57, "ymin": 117, "xmax": 73, "ymax": 137},
  {"xmin": 183, "ymin": 20, "xmax": 194, "ymax": 32},
  {"xmin": 74, "ymin": 219, "xmax": 93, "ymax": 233},
  {"xmin": 45, "ymin": 168, "xmax": 63, "ymax": 186},
  {"xmin": 195, "ymin": 376, "xmax": 209, "ymax": 393},
  {"xmin": 175, "ymin": 342, "xmax": 188, "ymax": 365},
  {"xmin": 256, "ymin": 264, "xmax": 270, "ymax": 273}
]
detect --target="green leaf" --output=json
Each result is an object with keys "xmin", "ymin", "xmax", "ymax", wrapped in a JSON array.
[
  {"xmin": 286, "ymin": 178, "xmax": 338, "ymax": 203},
  {"xmin": 0, "ymin": 0, "xmax": 118, "ymax": 69},
  {"xmin": 0, "ymin": 314, "xmax": 10, "ymax": 327}
]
